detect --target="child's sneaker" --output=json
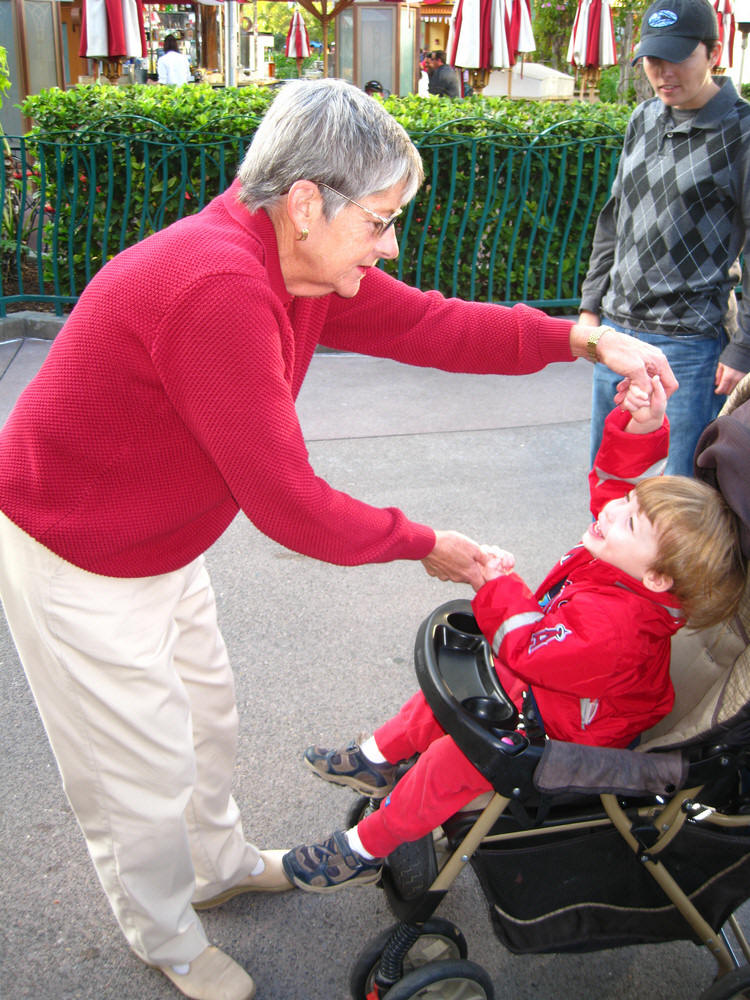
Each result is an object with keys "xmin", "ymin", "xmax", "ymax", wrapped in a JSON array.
[
  {"xmin": 282, "ymin": 831, "xmax": 382, "ymax": 893},
  {"xmin": 304, "ymin": 741, "xmax": 397, "ymax": 798}
]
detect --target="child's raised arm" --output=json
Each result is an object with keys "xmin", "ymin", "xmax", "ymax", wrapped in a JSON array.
[{"xmin": 621, "ymin": 375, "xmax": 667, "ymax": 435}]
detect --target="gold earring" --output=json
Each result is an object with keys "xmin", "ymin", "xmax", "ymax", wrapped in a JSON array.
[{"xmin": 297, "ymin": 228, "xmax": 309, "ymax": 241}]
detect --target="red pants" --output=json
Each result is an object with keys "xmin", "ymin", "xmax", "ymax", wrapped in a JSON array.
[{"xmin": 357, "ymin": 691, "xmax": 493, "ymax": 858}]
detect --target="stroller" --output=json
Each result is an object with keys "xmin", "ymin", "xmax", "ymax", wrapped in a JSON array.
[{"xmin": 346, "ymin": 380, "xmax": 750, "ymax": 1000}]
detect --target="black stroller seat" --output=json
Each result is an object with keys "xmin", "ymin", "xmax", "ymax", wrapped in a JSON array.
[{"xmin": 348, "ymin": 379, "xmax": 750, "ymax": 1000}]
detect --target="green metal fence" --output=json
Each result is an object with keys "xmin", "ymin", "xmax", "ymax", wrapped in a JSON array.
[{"xmin": 1, "ymin": 116, "xmax": 624, "ymax": 317}]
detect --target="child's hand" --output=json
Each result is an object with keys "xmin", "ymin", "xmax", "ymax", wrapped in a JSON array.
[
  {"xmin": 474, "ymin": 546, "xmax": 515, "ymax": 591},
  {"xmin": 621, "ymin": 375, "xmax": 667, "ymax": 434}
]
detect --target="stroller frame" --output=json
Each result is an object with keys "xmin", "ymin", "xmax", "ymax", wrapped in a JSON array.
[{"xmin": 348, "ymin": 595, "xmax": 750, "ymax": 1000}]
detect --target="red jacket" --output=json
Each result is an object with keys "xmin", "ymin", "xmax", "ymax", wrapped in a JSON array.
[
  {"xmin": 472, "ymin": 409, "xmax": 682, "ymax": 748},
  {"xmin": 0, "ymin": 181, "xmax": 575, "ymax": 578}
]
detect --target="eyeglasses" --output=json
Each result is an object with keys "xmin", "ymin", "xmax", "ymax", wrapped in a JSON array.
[{"xmin": 317, "ymin": 182, "xmax": 402, "ymax": 237}]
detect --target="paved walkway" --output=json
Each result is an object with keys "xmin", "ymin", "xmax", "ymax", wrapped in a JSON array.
[{"xmin": 0, "ymin": 335, "xmax": 744, "ymax": 1000}]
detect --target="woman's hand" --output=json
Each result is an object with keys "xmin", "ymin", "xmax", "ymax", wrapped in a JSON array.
[
  {"xmin": 421, "ymin": 530, "xmax": 492, "ymax": 590},
  {"xmin": 570, "ymin": 324, "xmax": 679, "ymax": 399}
]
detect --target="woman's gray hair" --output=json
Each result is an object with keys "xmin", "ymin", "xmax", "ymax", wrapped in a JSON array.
[{"xmin": 237, "ymin": 78, "xmax": 424, "ymax": 217}]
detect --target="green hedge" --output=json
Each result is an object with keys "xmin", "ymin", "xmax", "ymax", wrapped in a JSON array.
[
  {"xmin": 14, "ymin": 83, "xmax": 634, "ymax": 306},
  {"xmin": 381, "ymin": 94, "xmax": 631, "ymax": 302}
]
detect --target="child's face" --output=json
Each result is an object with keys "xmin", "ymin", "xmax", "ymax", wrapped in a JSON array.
[{"xmin": 582, "ymin": 491, "xmax": 661, "ymax": 584}]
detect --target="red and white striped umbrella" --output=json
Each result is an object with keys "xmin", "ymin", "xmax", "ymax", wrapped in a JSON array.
[
  {"xmin": 714, "ymin": 0, "xmax": 735, "ymax": 68},
  {"xmin": 566, "ymin": 0, "xmax": 617, "ymax": 69},
  {"xmin": 79, "ymin": 0, "xmax": 147, "ymax": 60},
  {"xmin": 447, "ymin": 0, "xmax": 534, "ymax": 73},
  {"xmin": 504, "ymin": 0, "xmax": 535, "ymax": 67},
  {"xmin": 285, "ymin": 10, "xmax": 311, "ymax": 59}
]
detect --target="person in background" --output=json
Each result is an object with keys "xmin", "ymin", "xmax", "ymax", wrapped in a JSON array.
[
  {"xmin": 579, "ymin": 0, "xmax": 750, "ymax": 476},
  {"xmin": 364, "ymin": 80, "xmax": 387, "ymax": 98},
  {"xmin": 0, "ymin": 78, "xmax": 675, "ymax": 1000},
  {"xmin": 428, "ymin": 50, "xmax": 460, "ymax": 98},
  {"xmin": 158, "ymin": 34, "xmax": 191, "ymax": 86}
]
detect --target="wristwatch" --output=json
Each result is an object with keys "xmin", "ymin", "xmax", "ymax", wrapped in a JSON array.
[{"xmin": 586, "ymin": 328, "xmax": 605, "ymax": 363}]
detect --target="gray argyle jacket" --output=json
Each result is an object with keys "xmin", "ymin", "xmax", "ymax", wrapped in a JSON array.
[{"xmin": 580, "ymin": 77, "xmax": 750, "ymax": 373}]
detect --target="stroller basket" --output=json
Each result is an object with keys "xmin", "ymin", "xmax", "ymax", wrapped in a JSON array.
[{"xmin": 472, "ymin": 820, "xmax": 750, "ymax": 955}]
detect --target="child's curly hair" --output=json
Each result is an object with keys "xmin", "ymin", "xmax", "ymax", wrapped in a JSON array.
[{"xmin": 635, "ymin": 476, "xmax": 747, "ymax": 630}]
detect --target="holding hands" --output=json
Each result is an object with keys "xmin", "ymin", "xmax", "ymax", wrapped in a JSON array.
[
  {"xmin": 476, "ymin": 545, "xmax": 515, "ymax": 590},
  {"xmin": 572, "ymin": 320, "xmax": 679, "ymax": 400},
  {"xmin": 619, "ymin": 374, "xmax": 667, "ymax": 434},
  {"xmin": 421, "ymin": 532, "xmax": 515, "ymax": 591}
]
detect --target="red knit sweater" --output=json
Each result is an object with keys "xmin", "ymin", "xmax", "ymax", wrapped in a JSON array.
[{"xmin": 0, "ymin": 181, "xmax": 575, "ymax": 577}]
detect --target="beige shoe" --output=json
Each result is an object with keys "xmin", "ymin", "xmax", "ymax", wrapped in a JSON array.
[
  {"xmin": 158, "ymin": 945, "xmax": 256, "ymax": 1000},
  {"xmin": 193, "ymin": 849, "xmax": 292, "ymax": 910}
]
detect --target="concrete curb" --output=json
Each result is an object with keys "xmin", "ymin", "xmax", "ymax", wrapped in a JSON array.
[{"xmin": 0, "ymin": 311, "xmax": 67, "ymax": 341}]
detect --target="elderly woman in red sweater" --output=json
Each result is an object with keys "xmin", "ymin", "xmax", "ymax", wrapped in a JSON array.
[{"xmin": 0, "ymin": 79, "xmax": 675, "ymax": 1000}]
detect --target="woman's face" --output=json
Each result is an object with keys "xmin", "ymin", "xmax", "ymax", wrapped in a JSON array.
[
  {"xmin": 293, "ymin": 182, "xmax": 405, "ymax": 298},
  {"xmin": 642, "ymin": 41, "xmax": 720, "ymax": 110}
]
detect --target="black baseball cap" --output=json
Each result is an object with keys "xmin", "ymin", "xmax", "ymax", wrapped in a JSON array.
[{"xmin": 632, "ymin": 0, "xmax": 719, "ymax": 64}]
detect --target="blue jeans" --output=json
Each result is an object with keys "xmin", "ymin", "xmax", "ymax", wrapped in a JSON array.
[{"xmin": 590, "ymin": 320, "xmax": 726, "ymax": 477}]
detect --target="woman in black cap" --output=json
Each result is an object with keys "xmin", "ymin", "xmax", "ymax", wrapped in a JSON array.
[{"xmin": 579, "ymin": 0, "xmax": 750, "ymax": 477}]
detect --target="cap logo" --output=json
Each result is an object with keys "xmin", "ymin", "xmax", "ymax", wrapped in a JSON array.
[{"xmin": 648, "ymin": 9, "xmax": 679, "ymax": 27}]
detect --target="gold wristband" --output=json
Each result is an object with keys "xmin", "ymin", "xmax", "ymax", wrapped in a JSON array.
[{"xmin": 586, "ymin": 328, "xmax": 604, "ymax": 363}]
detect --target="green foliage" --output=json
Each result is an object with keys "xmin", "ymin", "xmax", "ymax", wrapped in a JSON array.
[
  {"xmin": 0, "ymin": 46, "xmax": 10, "ymax": 109},
  {"xmin": 2, "ymin": 45, "xmax": 39, "ymax": 285},
  {"xmin": 532, "ymin": 0, "xmax": 579, "ymax": 69},
  {"xmin": 21, "ymin": 82, "xmax": 275, "ymax": 138},
  {"xmin": 8, "ymin": 83, "xmax": 633, "ymax": 306},
  {"xmin": 382, "ymin": 94, "xmax": 630, "ymax": 302},
  {"xmin": 272, "ymin": 54, "xmax": 321, "ymax": 80},
  {"xmin": 15, "ymin": 84, "xmax": 275, "ymax": 295},
  {"xmin": 254, "ymin": 1, "xmax": 322, "ymax": 46},
  {"xmin": 1, "ymin": 148, "xmax": 44, "ymax": 288}
]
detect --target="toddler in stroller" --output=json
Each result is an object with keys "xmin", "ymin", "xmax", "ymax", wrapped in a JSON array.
[
  {"xmin": 280, "ymin": 376, "xmax": 750, "ymax": 1000},
  {"xmin": 283, "ymin": 378, "xmax": 745, "ymax": 894}
]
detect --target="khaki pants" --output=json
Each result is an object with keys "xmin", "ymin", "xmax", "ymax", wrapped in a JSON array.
[{"xmin": 0, "ymin": 512, "xmax": 260, "ymax": 966}]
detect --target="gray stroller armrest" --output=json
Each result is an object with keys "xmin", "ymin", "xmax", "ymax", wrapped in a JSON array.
[{"xmin": 534, "ymin": 740, "xmax": 687, "ymax": 797}]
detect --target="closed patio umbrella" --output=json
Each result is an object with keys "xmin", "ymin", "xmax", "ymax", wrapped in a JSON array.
[
  {"xmin": 505, "ymin": 0, "xmax": 535, "ymax": 69},
  {"xmin": 566, "ymin": 0, "xmax": 616, "ymax": 98},
  {"xmin": 447, "ymin": 0, "xmax": 535, "ymax": 95},
  {"xmin": 285, "ymin": 9, "xmax": 311, "ymax": 77},
  {"xmin": 80, "ymin": 0, "xmax": 147, "ymax": 80},
  {"xmin": 714, "ymin": 0, "xmax": 736, "ymax": 68}
]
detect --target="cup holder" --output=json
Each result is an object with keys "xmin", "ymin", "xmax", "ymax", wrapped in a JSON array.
[
  {"xmin": 446, "ymin": 612, "xmax": 482, "ymax": 636},
  {"xmin": 438, "ymin": 613, "xmax": 484, "ymax": 652},
  {"xmin": 462, "ymin": 696, "xmax": 515, "ymax": 729}
]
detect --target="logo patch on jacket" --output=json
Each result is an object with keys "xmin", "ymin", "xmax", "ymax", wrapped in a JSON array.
[
  {"xmin": 528, "ymin": 623, "xmax": 571, "ymax": 654},
  {"xmin": 580, "ymin": 698, "xmax": 600, "ymax": 729}
]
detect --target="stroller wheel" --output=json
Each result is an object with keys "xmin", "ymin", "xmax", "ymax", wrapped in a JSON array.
[
  {"xmin": 346, "ymin": 795, "xmax": 438, "ymax": 900},
  {"xmin": 699, "ymin": 966, "xmax": 750, "ymax": 1000},
  {"xmin": 346, "ymin": 794, "xmax": 377, "ymax": 829},
  {"xmin": 379, "ymin": 958, "xmax": 494, "ymax": 999},
  {"xmin": 350, "ymin": 917, "xmax": 468, "ymax": 1000}
]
